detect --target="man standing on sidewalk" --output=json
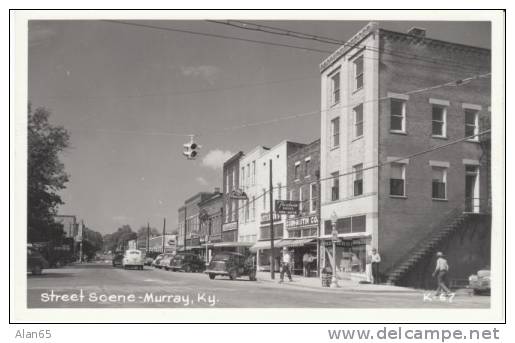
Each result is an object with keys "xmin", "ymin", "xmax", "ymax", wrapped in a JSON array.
[
  {"xmin": 371, "ymin": 248, "xmax": 381, "ymax": 284},
  {"xmin": 279, "ymin": 247, "xmax": 293, "ymax": 283},
  {"xmin": 432, "ymin": 251, "xmax": 451, "ymax": 296}
]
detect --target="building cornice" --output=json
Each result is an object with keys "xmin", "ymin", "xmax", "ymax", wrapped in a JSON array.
[{"xmin": 319, "ymin": 22, "xmax": 378, "ymax": 73}]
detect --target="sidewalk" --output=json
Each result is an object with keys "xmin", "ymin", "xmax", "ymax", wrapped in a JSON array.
[{"xmin": 256, "ymin": 271, "xmax": 420, "ymax": 293}]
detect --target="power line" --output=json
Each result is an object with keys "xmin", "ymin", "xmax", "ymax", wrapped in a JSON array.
[
  {"xmin": 207, "ymin": 20, "xmax": 490, "ymax": 72},
  {"xmin": 102, "ymin": 20, "xmax": 332, "ymax": 54}
]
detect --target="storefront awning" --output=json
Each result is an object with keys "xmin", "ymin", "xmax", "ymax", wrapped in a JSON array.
[
  {"xmin": 184, "ymin": 245, "xmax": 203, "ymax": 250},
  {"xmin": 277, "ymin": 238, "xmax": 316, "ymax": 248},
  {"xmin": 249, "ymin": 239, "xmax": 282, "ymax": 252},
  {"xmin": 202, "ymin": 241, "xmax": 255, "ymax": 248}
]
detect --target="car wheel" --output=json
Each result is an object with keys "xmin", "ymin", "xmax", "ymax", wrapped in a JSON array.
[
  {"xmin": 209, "ymin": 273, "xmax": 216, "ymax": 280},
  {"xmin": 229, "ymin": 269, "xmax": 238, "ymax": 280},
  {"xmin": 249, "ymin": 270, "xmax": 257, "ymax": 281},
  {"xmin": 32, "ymin": 264, "xmax": 42, "ymax": 275},
  {"xmin": 184, "ymin": 265, "xmax": 191, "ymax": 273}
]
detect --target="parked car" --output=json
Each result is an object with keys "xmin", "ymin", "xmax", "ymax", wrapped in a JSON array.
[
  {"xmin": 122, "ymin": 249, "xmax": 144, "ymax": 270},
  {"xmin": 160, "ymin": 254, "xmax": 176, "ymax": 270},
  {"xmin": 469, "ymin": 268, "xmax": 490, "ymax": 295},
  {"xmin": 112, "ymin": 252, "xmax": 124, "ymax": 267},
  {"xmin": 169, "ymin": 253, "xmax": 205, "ymax": 272},
  {"xmin": 205, "ymin": 252, "xmax": 256, "ymax": 281},
  {"xmin": 144, "ymin": 256, "xmax": 154, "ymax": 266},
  {"xmin": 27, "ymin": 247, "xmax": 49, "ymax": 275},
  {"xmin": 151, "ymin": 254, "xmax": 165, "ymax": 268}
]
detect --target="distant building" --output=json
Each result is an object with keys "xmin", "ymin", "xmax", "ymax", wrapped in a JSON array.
[{"xmin": 319, "ymin": 22, "xmax": 491, "ymax": 286}]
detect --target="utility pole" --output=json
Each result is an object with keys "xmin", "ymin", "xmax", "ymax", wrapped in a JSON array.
[
  {"xmin": 269, "ymin": 158, "xmax": 275, "ymax": 280},
  {"xmin": 147, "ymin": 222, "xmax": 150, "ymax": 254},
  {"xmin": 162, "ymin": 218, "xmax": 166, "ymax": 254},
  {"xmin": 79, "ymin": 220, "xmax": 84, "ymax": 263}
]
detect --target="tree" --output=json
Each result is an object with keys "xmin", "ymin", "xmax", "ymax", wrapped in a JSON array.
[
  {"xmin": 82, "ymin": 227, "xmax": 104, "ymax": 260},
  {"xmin": 136, "ymin": 226, "xmax": 160, "ymax": 240},
  {"xmin": 102, "ymin": 225, "xmax": 136, "ymax": 252},
  {"xmin": 27, "ymin": 104, "xmax": 70, "ymax": 243}
]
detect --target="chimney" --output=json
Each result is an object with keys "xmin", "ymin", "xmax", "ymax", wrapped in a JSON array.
[{"xmin": 407, "ymin": 27, "xmax": 426, "ymax": 38}]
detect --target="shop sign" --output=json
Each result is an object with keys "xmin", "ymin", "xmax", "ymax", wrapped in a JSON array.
[
  {"xmin": 260, "ymin": 212, "xmax": 282, "ymax": 224},
  {"xmin": 275, "ymin": 200, "xmax": 300, "ymax": 215},
  {"xmin": 287, "ymin": 214, "xmax": 318, "ymax": 229},
  {"xmin": 222, "ymin": 221, "xmax": 238, "ymax": 232},
  {"xmin": 230, "ymin": 189, "xmax": 248, "ymax": 200}
]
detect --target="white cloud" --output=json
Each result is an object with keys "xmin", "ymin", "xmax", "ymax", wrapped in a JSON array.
[
  {"xmin": 201, "ymin": 149, "xmax": 234, "ymax": 170},
  {"xmin": 195, "ymin": 176, "xmax": 209, "ymax": 186},
  {"xmin": 180, "ymin": 65, "xmax": 221, "ymax": 84}
]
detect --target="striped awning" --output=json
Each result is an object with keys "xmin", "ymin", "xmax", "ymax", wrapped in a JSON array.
[
  {"xmin": 249, "ymin": 239, "xmax": 282, "ymax": 252},
  {"xmin": 277, "ymin": 238, "xmax": 316, "ymax": 248}
]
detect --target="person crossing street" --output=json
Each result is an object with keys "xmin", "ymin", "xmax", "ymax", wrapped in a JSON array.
[{"xmin": 279, "ymin": 247, "xmax": 293, "ymax": 283}]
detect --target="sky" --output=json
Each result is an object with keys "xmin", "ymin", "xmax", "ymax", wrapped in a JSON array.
[{"xmin": 27, "ymin": 19, "xmax": 491, "ymax": 235}]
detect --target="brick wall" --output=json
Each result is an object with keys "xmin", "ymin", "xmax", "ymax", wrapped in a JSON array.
[{"xmin": 377, "ymin": 31, "xmax": 491, "ymax": 272}]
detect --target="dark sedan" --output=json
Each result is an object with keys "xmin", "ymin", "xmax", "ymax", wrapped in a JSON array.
[
  {"xmin": 168, "ymin": 253, "xmax": 205, "ymax": 272},
  {"xmin": 205, "ymin": 252, "xmax": 257, "ymax": 281}
]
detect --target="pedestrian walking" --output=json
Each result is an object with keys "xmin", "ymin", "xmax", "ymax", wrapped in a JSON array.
[
  {"xmin": 371, "ymin": 248, "xmax": 381, "ymax": 284},
  {"xmin": 432, "ymin": 251, "xmax": 451, "ymax": 296},
  {"xmin": 279, "ymin": 247, "xmax": 293, "ymax": 283},
  {"xmin": 365, "ymin": 249, "xmax": 373, "ymax": 283},
  {"xmin": 302, "ymin": 252, "xmax": 311, "ymax": 277}
]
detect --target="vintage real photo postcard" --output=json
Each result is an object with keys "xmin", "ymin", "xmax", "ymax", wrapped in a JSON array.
[{"xmin": 10, "ymin": 10, "xmax": 505, "ymax": 323}]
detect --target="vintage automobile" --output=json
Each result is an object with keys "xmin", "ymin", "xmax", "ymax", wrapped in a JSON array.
[
  {"xmin": 156, "ymin": 253, "xmax": 175, "ymax": 270},
  {"xmin": 112, "ymin": 252, "xmax": 124, "ymax": 267},
  {"xmin": 469, "ymin": 268, "xmax": 491, "ymax": 295},
  {"xmin": 204, "ymin": 252, "xmax": 257, "ymax": 281},
  {"xmin": 27, "ymin": 246, "xmax": 49, "ymax": 275},
  {"xmin": 151, "ymin": 254, "xmax": 165, "ymax": 268},
  {"xmin": 122, "ymin": 249, "xmax": 144, "ymax": 270},
  {"xmin": 168, "ymin": 253, "xmax": 205, "ymax": 272}
]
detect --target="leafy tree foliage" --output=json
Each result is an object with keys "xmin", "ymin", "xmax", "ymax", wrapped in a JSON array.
[
  {"xmin": 102, "ymin": 225, "xmax": 137, "ymax": 252},
  {"xmin": 28, "ymin": 105, "xmax": 70, "ymax": 243}
]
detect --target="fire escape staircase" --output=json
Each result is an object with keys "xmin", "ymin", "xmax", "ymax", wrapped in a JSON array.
[{"xmin": 386, "ymin": 210, "xmax": 472, "ymax": 286}]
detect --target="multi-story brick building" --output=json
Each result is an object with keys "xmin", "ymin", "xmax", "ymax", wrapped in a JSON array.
[
  {"xmin": 284, "ymin": 139, "xmax": 321, "ymax": 276},
  {"xmin": 319, "ymin": 22, "xmax": 491, "ymax": 286},
  {"xmin": 198, "ymin": 189, "xmax": 223, "ymax": 261},
  {"xmin": 177, "ymin": 191, "xmax": 216, "ymax": 252},
  {"xmin": 222, "ymin": 152, "xmax": 243, "ymax": 244}
]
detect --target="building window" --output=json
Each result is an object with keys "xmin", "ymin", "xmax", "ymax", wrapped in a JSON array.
[
  {"xmin": 354, "ymin": 104, "xmax": 364, "ymax": 138},
  {"xmin": 246, "ymin": 164, "xmax": 250, "ymax": 185},
  {"xmin": 331, "ymin": 117, "xmax": 340, "ymax": 148},
  {"xmin": 353, "ymin": 164, "xmax": 363, "ymax": 196},
  {"xmin": 241, "ymin": 167, "xmax": 245, "ymax": 188},
  {"xmin": 432, "ymin": 105, "xmax": 447, "ymax": 137},
  {"xmin": 251, "ymin": 196, "xmax": 256, "ymax": 220},
  {"xmin": 465, "ymin": 109, "xmax": 479, "ymax": 140},
  {"xmin": 390, "ymin": 99, "xmax": 406, "ymax": 132},
  {"xmin": 354, "ymin": 55, "xmax": 364, "ymax": 90},
  {"xmin": 299, "ymin": 186, "xmax": 304, "ymax": 212},
  {"xmin": 294, "ymin": 162, "xmax": 300, "ymax": 180},
  {"xmin": 330, "ymin": 72, "xmax": 340, "ymax": 105},
  {"xmin": 232, "ymin": 169, "xmax": 236, "ymax": 190},
  {"xmin": 331, "ymin": 171, "xmax": 339, "ymax": 201},
  {"xmin": 432, "ymin": 167, "xmax": 447, "ymax": 200},
  {"xmin": 245, "ymin": 200, "xmax": 250, "ymax": 222},
  {"xmin": 252, "ymin": 161, "xmax": 256, "ymax": 185},
  {"xmin": 310, "ymin": 183, "xmax": 318, "ymax": 213},
  {"xmin": 390, "ymin": 163, "xmax": 406, "ymax": 196},
  {"xmin": 305, "ymin": 158, "xmax": 311, "ymax": 177}
]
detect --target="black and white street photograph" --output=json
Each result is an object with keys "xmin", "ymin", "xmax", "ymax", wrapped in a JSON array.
[{"xmin": 11, "ymin": 10, "xmax": 505, "ymax": 323}]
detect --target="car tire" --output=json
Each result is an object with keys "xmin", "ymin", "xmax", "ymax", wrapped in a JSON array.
[
  {"xmin": 32, "ymin": 264, "xmax": 42, "ymax": 275},
  {"xmin": 184, "ymin": 265, "xmax": 191, "ymax": 273},
  {"xmin": 229, "ymin": 270, "xmax": 237, "ymax": 280},
  {"xmin": 209, "ymin": 273, "xmax": 216, "ymax": 280}
]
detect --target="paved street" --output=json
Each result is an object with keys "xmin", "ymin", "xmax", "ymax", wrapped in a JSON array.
[{"xmin": 27, "ymin": 263, "xmax": 490, "ymax": 308}]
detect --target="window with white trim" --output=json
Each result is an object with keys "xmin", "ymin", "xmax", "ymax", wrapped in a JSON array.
[
  {"xmin": 331, "ymin": 117, "xmax": 340, "ymax": 148},
  {"xmin": 304, "ymin": 158, "xmax": 311, "ymax": 177},
  {"xmin": 390, "ymin": 98, "xmax": 406, "ymax": 132},
  {"xmin": 299, "ymin": 186, "xmax": 304, "ymax": 212},
  {"xmin": 310, "ymin": 183, "xmax": 318, "ymax": 213},
  {"xmin": 353, "ymin": 163, "xmax": 363, "ymax": 196},
  {"xmin": 354, "ymin": 104, "xmax": 364, "ymax": 138},
  {"xmin": 432, "ymin": 167, "xmax": 447, "ymax": 200},
  {"xmin": 432, "ymin": 105, "xmax": 447, "ymax": 137},
  {"xmin": 331, "ymin": 171, "xmax": 340, "ymax": 201},
  {"xmin": 330, "ymin": 72, "xmax": 340, "ymax": 105},
  {"xmin": 294, "ymin": 162, "xmax": 300, "ymax": 180},
  {"xmin": 354, "ymin": 55, "xmax": 364, "ymax": 90},
  {"xmin": 465, "ymin": 109, "xmax": 479, "ymax": 140},
  {"xmin": 390, "ymin": 163, "xmax": 406, "ymax": 196}
]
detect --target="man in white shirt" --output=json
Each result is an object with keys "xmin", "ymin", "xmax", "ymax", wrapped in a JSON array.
[
  {"xmin": 371, "ymin": 248, "xmax": 381, "ymax": 284},
  {"xmin": 432, "ymin": 251, "xmax": 451, "ymax": 295},
  {"xmin": 279, "ymin": 247, "xmax": 293, "ymax": 283}
]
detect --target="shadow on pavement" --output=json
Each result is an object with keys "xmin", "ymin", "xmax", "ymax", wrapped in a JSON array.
[{"xmin": 27, "ymin": 272, "xmax": 75, "ymax": 279}]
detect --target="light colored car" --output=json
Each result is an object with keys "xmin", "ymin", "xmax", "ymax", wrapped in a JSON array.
[
  {"xmin": 122, "ymin": 249, "xmax": 144, "ymax": 270},
  {"xmin": 469, "ymin": 269, "xmax": 490, "ymax": 295}
]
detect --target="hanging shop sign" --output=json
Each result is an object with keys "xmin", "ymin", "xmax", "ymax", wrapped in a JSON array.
[{"xmin": 275, "ymin": 200, "xmax": 300, "ymax": 215}]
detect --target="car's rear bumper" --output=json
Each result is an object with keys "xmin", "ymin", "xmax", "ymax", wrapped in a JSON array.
[{"xmin": 204, "ymin": 270, "xmax": 229, "ymax": 275}]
